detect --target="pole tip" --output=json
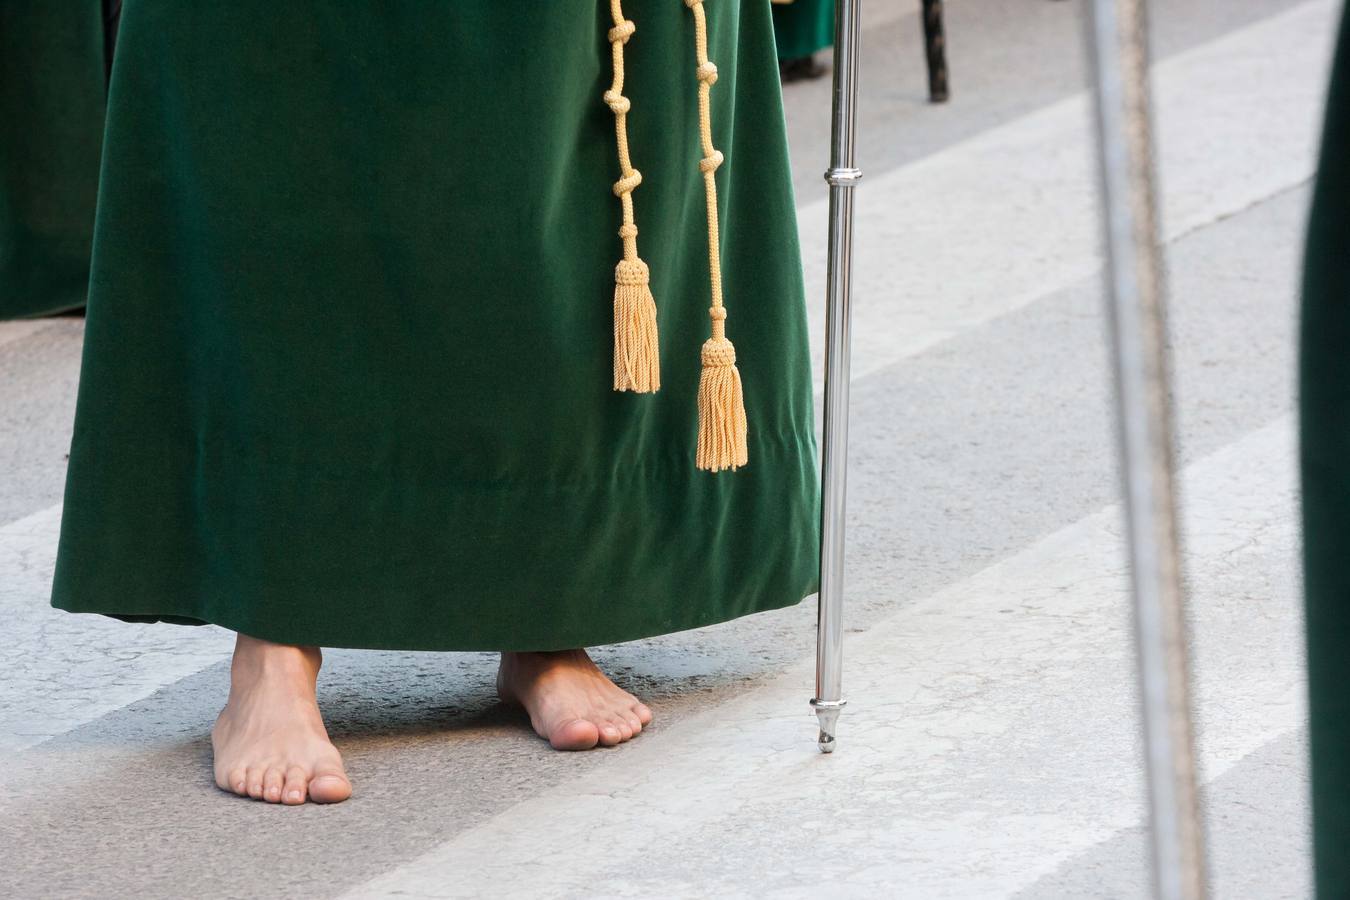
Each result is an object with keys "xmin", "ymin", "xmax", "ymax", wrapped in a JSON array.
[{"xmin": 811, "ymin": 698, "xmax": 845, "ymax": 754}]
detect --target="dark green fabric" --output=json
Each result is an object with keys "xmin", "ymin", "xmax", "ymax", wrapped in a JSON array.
[
  {"xmin": 772, "ymin": 0, "xmax": 833, "ymax": 60},
  {"xmin": 51, "ymin": 0, "xmax": 821, "ymax": 651},
  {"xmin": 0, "ymin": 1, "xmax": 106, "ymax": 319},
  {"xmin": 1302, "ymin": 7, "xmax": 1350, "ymax": 898}
]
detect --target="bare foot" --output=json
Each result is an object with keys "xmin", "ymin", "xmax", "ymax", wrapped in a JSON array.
[
  {"xmin": 496, "ymin": 649, "xmax": 654, "ymax": 750},
  {"xmin": 211, "ymin": 634, "xmax": 352, "ymax": 805}
]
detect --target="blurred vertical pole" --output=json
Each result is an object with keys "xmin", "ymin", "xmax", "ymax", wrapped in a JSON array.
[
  {"xmin": 1084, "ymin": 1, "xmax": 1208, "ymax": 898},
  {"xmin": 921, "ymin": 0, "xmax": 949, "ymax": 103},
  {"xmin": 812, "ymin": 0, "xmax": 861, "ymax": 753}
]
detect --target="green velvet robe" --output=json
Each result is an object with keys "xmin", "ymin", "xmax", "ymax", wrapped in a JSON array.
[
  {"xmin": 50, "ymin": 0, "xmax": 822, "ymax": 651},
  {"xmin": 0, "ymin": 1, "xmax": 107, "ymax": 319},
  {"xmin": 772, "ymin": 0, "xmax": 834, "ymax": 60},
  {"xmin": 1302, "ymin": 7, "xmax": 1350, "ymax": 898}
]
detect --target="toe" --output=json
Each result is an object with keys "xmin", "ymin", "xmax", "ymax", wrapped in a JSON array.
[
  {"xmin": 549, "ymin": 717, "xmax": 600, "ymax": 751},
  {"xmin": 611, "ymin": 715, "xmax": 635, "ymax": 741},
  {"xmin": 262, "ymin": 767, "xmax": 285, "ymax": 803},
  {"xmin": 245, "ymin": 767, "xmax": 266, "ymax": 800},
  {"xmin": 215, "ymin": 766, "xmax": 237, "ymax": 794},
  {"xmin": 621, "ymin": 710, "xmax": 643, "ymax": 735},
  {"xmin": 226, "ymin": 769, "xmax": 248, "ymax": 796},
  {"xmin": 308, "ymin": 769, "xmax": 352, "ymax": 804},
  {"xmin": 597, "ymin": 721, "xmax": 624, "ymax": 746},
  {"xmin": 281, "ymin": 767, "xmax": 308, "ymax": 805},
  {"xmin": 633, "ymin": 702, "xmax": 654, "ymax": 725}
]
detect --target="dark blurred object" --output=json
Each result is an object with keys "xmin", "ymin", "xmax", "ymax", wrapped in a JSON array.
[
  {"xmin": 1301, "ymin": 7, "xmax": 1350, "ymax": 899},
  {"xmin": 103, "ymin": 0, "xmax": 122, "ymax": 79},
  {"xmin": 0, "ymin": 1, "xmax": 110, "ymax": 320},
  {"xmin": 921, "ymin": 0, "xmax": 949, "ymax": 102},
  {"xmin": 779, "ymin": 54, "xmax": 829, "ymax": 83}
]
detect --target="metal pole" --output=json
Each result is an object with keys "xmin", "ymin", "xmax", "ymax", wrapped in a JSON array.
[
  {"xmin": 1084, "ymin": 1, "xmax": 1208, "ymax": 897},
  {"xmin": 811, "ymin": 0, "xmax": 862, "ymax": 754}
]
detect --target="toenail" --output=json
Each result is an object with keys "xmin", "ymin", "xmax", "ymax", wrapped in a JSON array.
[{"xmin": 287, "ymin": 791, "xmax": 301, "ymax": 801}]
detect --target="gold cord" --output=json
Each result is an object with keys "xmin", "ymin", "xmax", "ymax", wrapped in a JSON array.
[
  {"xmin": 606, "ymin": 2, "xmax": 661, "ymax": 393},
  {"xmin": 686, "ymin": 0, "xmax": 748, "ymax": 472}
]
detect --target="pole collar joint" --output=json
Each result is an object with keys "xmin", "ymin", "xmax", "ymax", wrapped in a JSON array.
[
  {"xmin": 824, "ymin": 167, "xmax": 863, "ymax": 186},
  {"xmin": 810, "ymin": 698, "xmax": 848, "ymax": 711}
]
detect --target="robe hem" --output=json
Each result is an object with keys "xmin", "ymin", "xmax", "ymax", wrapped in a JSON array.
[{"xmin": 50, "ymin": 580, "xmax": 820, "ymax": 652}]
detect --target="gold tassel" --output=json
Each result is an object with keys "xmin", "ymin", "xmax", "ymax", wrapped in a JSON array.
[
  {"xmin": 613, "ymin": 255, "xmax": 660, "ymax": 392},
  {"xmin": 697, "ymin": 307, "xmax": 748, "ymax": 472},
  {"xmin": 686, "ymin": 0, "xmax": 748, "ymax": 471},
  {"xmin": 606, "ymin": 8, "xmax": 660, "ymax": 394}
]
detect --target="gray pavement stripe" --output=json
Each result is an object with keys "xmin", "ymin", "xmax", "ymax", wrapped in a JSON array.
[
  {"xmin": 783, "ymin": 0, "xmax": 1303, "ymax": 199},
  {"xmin": 0, "ymin": 506, "xmax": 235, "ymax": 757},
  {"xmin": 1015, "ymin": 728, "xmax": 1311, "ymax": 900}
]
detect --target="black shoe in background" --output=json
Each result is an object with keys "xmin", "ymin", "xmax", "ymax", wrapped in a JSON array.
[{"xmin": 779, "ymin": 54, "xmax": 828, "ymax": 83}]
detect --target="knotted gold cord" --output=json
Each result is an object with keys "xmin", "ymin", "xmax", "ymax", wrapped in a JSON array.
[
  {"xmin": 685, "ymin": 0, "xmax": 748, "ymax": 472},
  {"xmin": 606, "ymin": 2, "xmax": 661, "ymax": 393}
]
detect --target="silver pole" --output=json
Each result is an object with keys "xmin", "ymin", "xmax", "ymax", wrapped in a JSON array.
[
  {"xmin": 811, "ymin": 0, "xmax": 862, "ymax": 754},
  {"xmin": 1085, "ymin": 1, "xmax": 1208, "ymax": 897}
]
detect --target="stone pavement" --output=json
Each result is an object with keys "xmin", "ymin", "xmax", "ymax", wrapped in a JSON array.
[{"xmin": 0, "ymin": 1, "xmax": 1327, "ymax": 896}]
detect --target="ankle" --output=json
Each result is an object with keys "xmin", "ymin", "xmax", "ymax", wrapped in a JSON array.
[
  {"xmin": 231, "ymin": 634, "xmax": 322, "ymax": 682},
  {"xmin": 503, "ymin": 649, "xmax": 586, "ymax": 667},
  {"xmin": 499, "ymin": 650, "xmax": 597, "ymax": 684}
]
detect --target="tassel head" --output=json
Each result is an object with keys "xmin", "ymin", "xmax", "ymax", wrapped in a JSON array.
[
  {"xmin": 696, "ymin": 309, "xmax": 748, "ymax": 472},
  {"xmin": 613, "ymin": 257, "xmax": 660, "ymax": 393}
]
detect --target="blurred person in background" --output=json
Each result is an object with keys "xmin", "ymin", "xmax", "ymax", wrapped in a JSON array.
[
  {"xmin": 773, "ymin": 0, "xmax": 834, "ymax": 82},
  {"xmin": 0, "ymin": 0, "xmax": 108, "ymax": 319}
]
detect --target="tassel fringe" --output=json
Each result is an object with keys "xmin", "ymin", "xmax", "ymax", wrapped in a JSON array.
[
  {"xmin": 696, "ymin": 313, "xmax": 748, "ymax": 472},
  {"xmin": 613, "ymin": 258, "xmax": 660, "ymax": 392}
]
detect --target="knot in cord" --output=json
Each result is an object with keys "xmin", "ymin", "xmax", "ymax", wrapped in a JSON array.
[
  {"xmin": 612, "ymin": 169, "xmax": 643, "ymax": 196},
  {"xmin": 608, "ymin": 19, "xmax": 636, "ymax": 43}
]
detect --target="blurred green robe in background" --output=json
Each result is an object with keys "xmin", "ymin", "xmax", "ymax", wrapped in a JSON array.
[
  {"xmin": 0, "ymin": 1, "xmax": 107, "ymax": 319},
  {"xmin": 1301, "ymin": 7, "xmax": 1350, "ymax": 898},
  {"xmin": 772, "ymin": 0, "xmax": 834, "ymax": 60}
]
